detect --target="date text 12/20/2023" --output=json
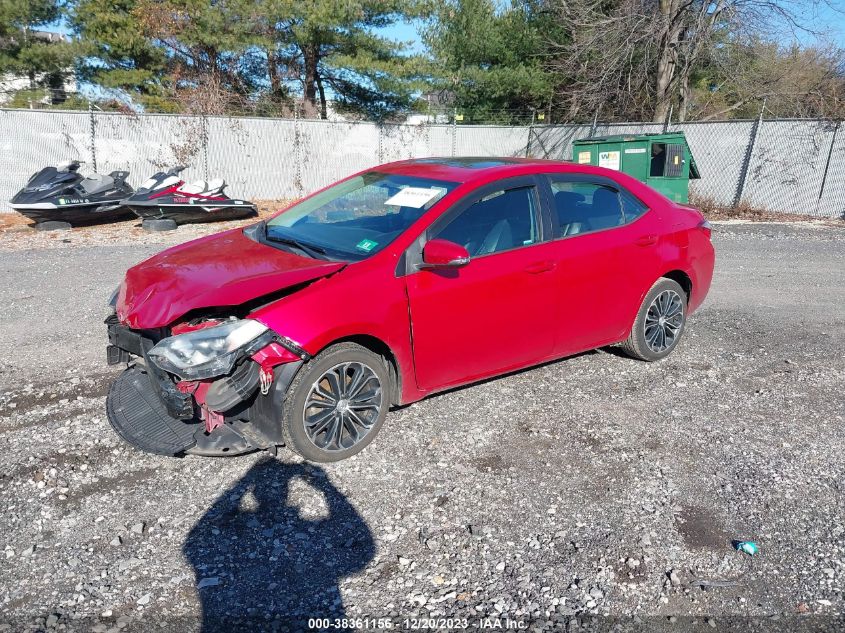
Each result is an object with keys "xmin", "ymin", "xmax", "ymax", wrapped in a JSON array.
[{"xmin": 307, "ymin": 617, "xmax": 529, "ymax": 630}]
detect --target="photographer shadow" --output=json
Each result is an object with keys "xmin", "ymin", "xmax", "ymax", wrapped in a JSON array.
[{"xmin": 183, "ymin": 458, "xmax": 375, "ymax": 631}]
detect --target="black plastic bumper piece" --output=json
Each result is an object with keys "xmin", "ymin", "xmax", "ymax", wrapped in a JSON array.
[
  {"xmin": 106, "ymin": 345, "xmax": 131, "ymax": 365},
  {"xmin": 204, "ymin": 360, "xmax": 261, "ymax": 412},
  {"xmin": 106, "ymin": 318, "xmax": 146, "ymax": 357},
  {"xmin": 185, "ymin": 423, "xmax": 260, "ymax": 456},
  {"xmin": 106, "ymin": 365, "xmax": 199, "ymax": 456},
  {"xmin": 106, "ymin": 318, "xmax": 193, "ymax": 419},
  {"xmin": 246, "ymin": 361, "xmax": 303, "ymax": 445},
  {"xmin": 144, "ymin": 354, "xmax": 194, "ymax": 419}
]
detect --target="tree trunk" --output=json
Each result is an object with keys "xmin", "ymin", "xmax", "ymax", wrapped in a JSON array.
[
  {"xmin": 302, "ymin": 42, "xmax": 319, "ymax": 117},
  {"xmin": 316, "ymin": 73, "xmax": 327, "ymax": 119},
  {"xmin": 653, "ymin": 0, "xmax": 681, "ymax": 123},
  {"xmin": 266, "ymin": 49, "xmax": 283, "ymax": 102},
  {"xmin": 678, "ymin": 68, "xmax": 691, "ymax": 122}
]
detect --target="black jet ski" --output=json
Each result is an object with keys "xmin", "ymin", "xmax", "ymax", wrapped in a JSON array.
[
  {"xmin": 10, "ymin": 160, "xmax": 134, "ymax": 225},
  {"xmin": 124, "ymin": 166, "xmax": 257, "ymax": 224}
]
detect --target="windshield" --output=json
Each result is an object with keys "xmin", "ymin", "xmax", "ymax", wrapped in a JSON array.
[{"xmin": 266, "ymin": 172, "xmax": 458, "ymax": 260}]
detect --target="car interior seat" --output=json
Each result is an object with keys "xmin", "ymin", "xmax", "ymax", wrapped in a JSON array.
[
  {"xmin": 437, "ymin": 188, "xmax": 534, "ymax": 256},
  {"xmin": 589, "ymin": 187, "xmax": 624, "ymax": 230},
  {"xmin": 556, "ymin": 187, "xmax": 623, "ymax": 235},
  {"xmin": 555, "ymin": 190, "xmax": 587, "ymax": 236},
  {"xmin": 477, "ymin": 219, "xmax": 513, "ymax": 255}
]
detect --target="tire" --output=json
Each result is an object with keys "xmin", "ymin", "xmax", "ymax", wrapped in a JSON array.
[
  {"xmin": 281, "ymin": 342, "xmax": 391, "ymax": 462},
  {"xmin": 142, "ymin": 218, "xmax": 178, "ymax": 232},
  {"xmin": 620, "ymin": 277, "xmax": 687, "ymax": 362},
  {"xmin": 34, "ymin": 221, "xmax": 72, "ymax": 231}
]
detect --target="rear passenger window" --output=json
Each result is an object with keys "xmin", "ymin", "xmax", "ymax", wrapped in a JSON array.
[
  {"xmin": 434, "ymin": 186, "xmax": 538, "ymax": 257},
  {"xmin": 620, "ymin": 188, "xmax": 648, "ymax": 223},
  {"xmin": 550, "ymin": 180, "xmax": 649, "ymax": 237},
  {"xmin": 550, "ymin": 181, "xmax": 624, "ymax": 237}
]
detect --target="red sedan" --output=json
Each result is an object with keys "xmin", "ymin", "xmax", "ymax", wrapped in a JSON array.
[{"xmin": 105, "ymin": 158, "xmax": 714, "ymax": 461}]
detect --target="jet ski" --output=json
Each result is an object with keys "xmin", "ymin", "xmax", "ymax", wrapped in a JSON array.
[
  {"xmin": 10, "ymin": 160, "xmax": 135, "ymax": 225},
  {"xmin": 124, "ymin": 166, "xmax": 257, "ymax": 224}
]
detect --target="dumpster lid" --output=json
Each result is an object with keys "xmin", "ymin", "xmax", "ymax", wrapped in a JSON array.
[{"xmin": 574, "ymin": 132, "xmax": 700, "ymax": 179}]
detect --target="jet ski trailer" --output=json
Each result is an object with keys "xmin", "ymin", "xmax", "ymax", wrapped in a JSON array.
[
  {"xmin": 10, "ymin": 160, "xmax": 134, "ymax": 226},
  {"xmin": 124, "ymin": 166, "xmax": 257, "ymax": 225}
]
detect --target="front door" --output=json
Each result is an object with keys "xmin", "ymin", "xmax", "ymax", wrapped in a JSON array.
[{"xmin": 405, "ymin": 181, "xmax": 559, "ymax": 391}]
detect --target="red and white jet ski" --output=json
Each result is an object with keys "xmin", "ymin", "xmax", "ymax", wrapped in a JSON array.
[{"xmin": 124, "ymin": 166, "xmax": 257, "ymax": 224}]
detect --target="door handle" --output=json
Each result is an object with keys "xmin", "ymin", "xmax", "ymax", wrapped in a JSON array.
[
  {"xmin": 635, "ymin": 234, "xmax": 658, "ymax": 246},
  {"xmin": 524, "ymin": 260, "xmax": 556, "ymax": 274}
]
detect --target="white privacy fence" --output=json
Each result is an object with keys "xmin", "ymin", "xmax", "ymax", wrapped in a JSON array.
[{"xmin": 0, "ymin": 108, "xmax": 842, "ymax": 218}]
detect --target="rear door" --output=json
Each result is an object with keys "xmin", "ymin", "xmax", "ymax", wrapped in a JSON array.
[
  {"xmin": 404, "ymin": 177, "xmax": 560, "ymax": 391},
  {"xmin": 542, "ymin": 174, "xmax": 662, "ymax": 355}
]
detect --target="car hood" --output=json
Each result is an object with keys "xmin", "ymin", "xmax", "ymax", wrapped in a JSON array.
[{"xmin": 117, "ymin": 228, "xmax": 345, "ymax": 329}]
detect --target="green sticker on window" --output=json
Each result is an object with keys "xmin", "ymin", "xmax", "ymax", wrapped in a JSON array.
[{"xmin": 356, "ymin": 238, "xmax": 379, "ymax": 252}]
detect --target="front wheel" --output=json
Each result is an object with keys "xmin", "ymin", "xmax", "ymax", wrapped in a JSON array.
[
  {"xmin": 620, "ymin": 278, "xmax": 687, "ymax": 361},
  {"xmin": 281, "ymin": 342, "xmax": 391, "ymax": 462}
]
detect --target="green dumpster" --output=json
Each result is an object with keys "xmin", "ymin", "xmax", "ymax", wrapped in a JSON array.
[{"xmin": 572, "ymin": 132, "xmax": 700, "ymax": 203}]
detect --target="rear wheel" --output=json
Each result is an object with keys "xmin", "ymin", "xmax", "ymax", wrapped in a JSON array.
[
  {"xmin": 620, "ymin": 278, "xmax": 687, "ymax": 361},
  {"xmin": 281, "ymin": 343, "xmax": 390, "ymax": 462}
]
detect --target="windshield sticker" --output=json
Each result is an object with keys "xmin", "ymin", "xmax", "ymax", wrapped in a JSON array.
[
  {"xmin": 384, "ymin": 187, "xmax": 443, "ymax": 208},
  {"xmin": 356, "ymin": 238, "xmax": 379, "ymax": 252}
]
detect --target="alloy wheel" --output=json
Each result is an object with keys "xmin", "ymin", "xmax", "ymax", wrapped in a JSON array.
[
  {"xmin": 644, "ymin": 289, "xmax": 684, "ymax": 353},
  {"xmin": 303, "ymin": 361, "xmax": 383, "ymax": 452}
]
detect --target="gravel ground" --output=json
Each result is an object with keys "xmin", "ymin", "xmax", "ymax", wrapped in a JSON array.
[{"xmin": 0, "ymin": 221, "xmax": 843, "ymax": 632}]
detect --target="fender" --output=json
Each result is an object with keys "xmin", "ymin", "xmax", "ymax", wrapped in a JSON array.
[{"xmin": 250, "ymin": 265, "xmax": 423, "ymax": 405}]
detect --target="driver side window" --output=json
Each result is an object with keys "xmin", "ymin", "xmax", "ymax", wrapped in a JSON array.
[{"xmin": 432, "ymin": 186, "xmax": 539, "ymax": 257}]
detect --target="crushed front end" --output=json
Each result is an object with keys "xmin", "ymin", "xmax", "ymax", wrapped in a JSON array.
[{"xmin": 105, "ymin": 313, "xmax": 308, "ymax": 456}]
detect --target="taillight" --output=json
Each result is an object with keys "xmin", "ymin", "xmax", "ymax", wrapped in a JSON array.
[{"xmin": 698, "ymin": 219, "xmax": 712, "ymax": 239}]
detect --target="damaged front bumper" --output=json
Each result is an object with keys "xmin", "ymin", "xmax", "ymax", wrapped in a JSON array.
[{"xmin": 105, "ymin": 315, "xmax": 306, "ymax": 456}]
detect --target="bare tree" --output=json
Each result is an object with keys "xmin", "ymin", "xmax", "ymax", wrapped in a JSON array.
[
  {"xmin": 694, "ymin": 40, "xmax": 845, "ymax": 119},
  {"xmin": 545, "ymin": 0, "xmax": 843, "ymax": 122}
]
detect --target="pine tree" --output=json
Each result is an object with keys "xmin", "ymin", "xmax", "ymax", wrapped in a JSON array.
[
  {"xmin": 0, "ymin": 0, "xmax": 74, "ymax": 103},
  {"xmin": 422, "ymin": 0, "xmax": 558, "ymax": 124},
  {"xmin": 69, "ymin": 0, "xmax": 171, "ymax": 110}
]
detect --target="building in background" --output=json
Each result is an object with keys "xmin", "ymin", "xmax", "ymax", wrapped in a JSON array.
[{"xmin": 0, "ymin": 31, "xmax": 77, "ymax": 107}]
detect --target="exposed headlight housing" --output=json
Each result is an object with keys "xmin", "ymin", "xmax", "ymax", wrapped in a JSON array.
[{"xmin": 148, "ymin": 319, "xmax": 270, "ymax": 380}]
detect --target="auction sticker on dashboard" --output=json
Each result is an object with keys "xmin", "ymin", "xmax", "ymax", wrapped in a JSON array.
[{"xmin": 385, "ymin": 187, "xmax": 442, "ymax": 208}]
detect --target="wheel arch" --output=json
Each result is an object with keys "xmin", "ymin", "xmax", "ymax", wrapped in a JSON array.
[
  {"xmin": 624, "ymin": 269, "xmax": 694, "ymax": 339},
  {"xmin": 661, "ymin": 269, "xmax": 693, "ymax": 303},
  {"xmin": 316, "ymin": 334, "xmax": 403, "ymax": 407}
]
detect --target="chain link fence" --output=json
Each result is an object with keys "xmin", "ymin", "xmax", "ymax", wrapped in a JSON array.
[{"xmin": 0, "ymin": 108, "xmax": 842, "ymax": 219}]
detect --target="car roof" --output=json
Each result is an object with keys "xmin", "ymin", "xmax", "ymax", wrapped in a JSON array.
[{"xmin": 373, "ymin": 157, "xmax": 574, "ymax": 183}]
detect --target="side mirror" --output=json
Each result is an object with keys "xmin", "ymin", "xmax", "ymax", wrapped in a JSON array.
[{"xmin": 421, "ymin": 239, "xmax": 470, "ymax": 268}]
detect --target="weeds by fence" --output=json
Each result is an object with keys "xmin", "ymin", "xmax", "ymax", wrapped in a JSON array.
[{"xmin": 0, "ymin": 108, "xmax": 842, "ymax": 219}]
